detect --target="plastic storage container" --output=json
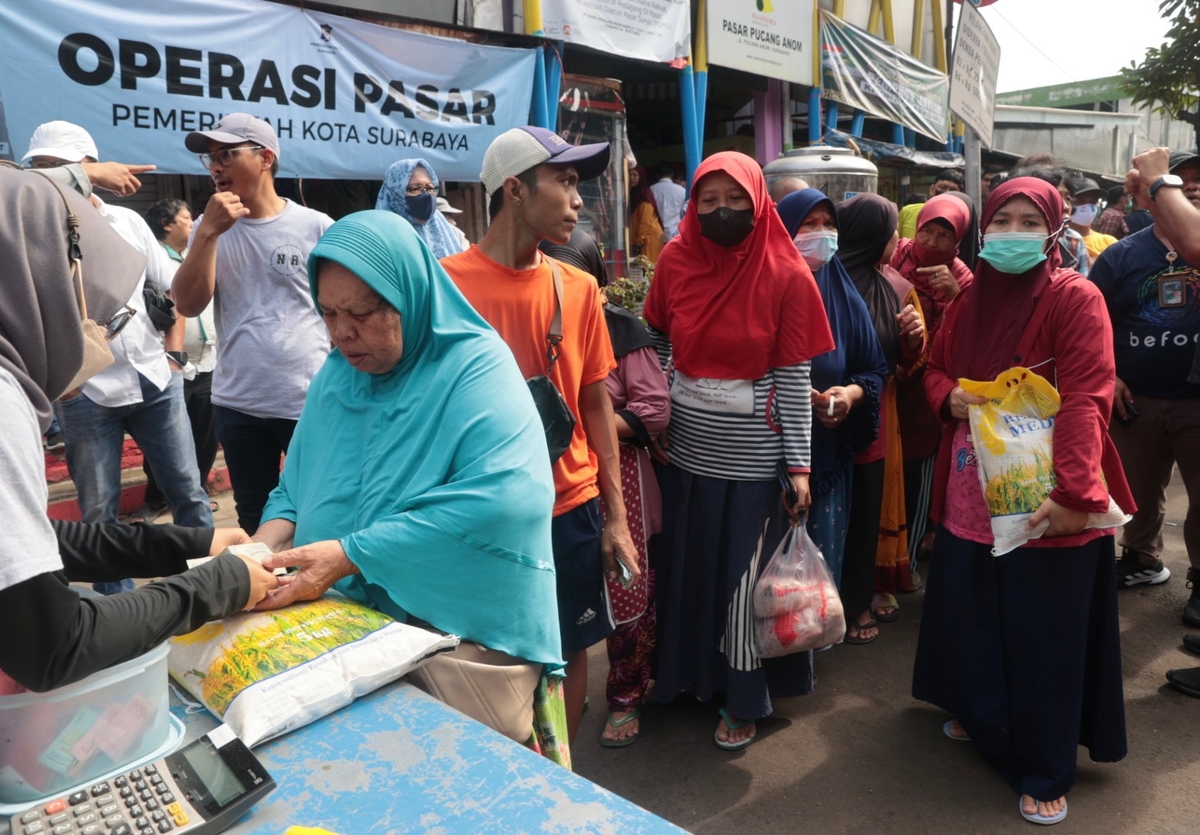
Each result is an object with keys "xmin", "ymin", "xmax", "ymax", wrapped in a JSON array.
[{"xmin": 0, "ymin": 643, "xmax": 171, "ymax": 804}]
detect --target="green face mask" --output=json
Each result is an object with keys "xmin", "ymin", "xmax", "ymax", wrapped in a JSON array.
[{"xmin": 979, "ymin": 232, "xmax": 1049, "ymax": 274}]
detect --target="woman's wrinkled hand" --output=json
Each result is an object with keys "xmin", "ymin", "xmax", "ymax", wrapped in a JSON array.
[
  {"xmin": 918, "ymin": 264, "xmax": 961, "ymax": 300},
  {"xmin": 234, "ymin": 555, "xmax": 279, "ymax": 611},
  {"xmin": 1028, "ymin": 497, "xmax": 1088, "ymax": 537},
  {"xmin": 948, "ymin": 386, "xmax": 986, "ymax": 421},
  {"xmin": 254, "ymin": 539, "xmax": 360, "ymax": 611}
]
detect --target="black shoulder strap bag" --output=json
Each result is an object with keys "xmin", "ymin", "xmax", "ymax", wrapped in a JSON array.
[{"xmin": 526, "ymin": 259, "xmax": 577, "ymax": 462}]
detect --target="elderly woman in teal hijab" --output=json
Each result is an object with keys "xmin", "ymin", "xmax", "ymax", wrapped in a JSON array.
[
  {"xmin": 376, "ymin": 158, "xmax": 466, "ymax": 260},
  {"xmin": 250, "ymin": 210, "xmax": 562, "ymax": 746}
]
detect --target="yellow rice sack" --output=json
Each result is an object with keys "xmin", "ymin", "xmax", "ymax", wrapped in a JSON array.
[
  {"xmin": 169, "ymin": 597, "xmax": 458, "ymax": 747},
  {"xmin": 961, "ymin": 367, "xmax": 1129, "ymax": 556}
]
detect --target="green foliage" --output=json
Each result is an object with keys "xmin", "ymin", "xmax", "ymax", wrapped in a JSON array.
[{"xmin": 1120, "ymin": 0, "xmax": 1200, "ymax": 142}]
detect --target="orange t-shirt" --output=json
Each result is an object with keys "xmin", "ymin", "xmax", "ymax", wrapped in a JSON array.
[{"xmin": 441, "ymin": 245, "xmax": 617, "ymax": 516}]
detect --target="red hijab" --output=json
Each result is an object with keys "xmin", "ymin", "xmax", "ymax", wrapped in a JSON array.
[
  {"xmin": 644, "ymin": 152, "xmax": 834, "ymax": 379},
  {"xmin": 896, "ymin": 193, "xmax": 972, "ymax": 270},
  {"xmin": 949, "ymin": 177, "xmax": 1070, "ymax": 381}
]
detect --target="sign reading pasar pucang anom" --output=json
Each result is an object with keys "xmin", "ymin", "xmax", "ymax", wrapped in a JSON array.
[
  {"xmin": 0, "ymin": 0, "xmax": 538, "ymax": 180},
  {"xmin": 707, "ymin": 0, "xmax": 814, "ymax": 87}
]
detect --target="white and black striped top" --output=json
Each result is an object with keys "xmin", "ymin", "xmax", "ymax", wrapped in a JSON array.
[{"xmin": 651, "ymin": 328, "xmax": 813, "ymax": 482}]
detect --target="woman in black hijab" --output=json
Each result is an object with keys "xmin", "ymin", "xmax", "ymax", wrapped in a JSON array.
[
  {"xmin": 835, "ymin": 194, "xmax": 925, "ymax": 638},
  {"xmin": 542, "ymin": 229, "xmax": 669, "ymax": 747}
]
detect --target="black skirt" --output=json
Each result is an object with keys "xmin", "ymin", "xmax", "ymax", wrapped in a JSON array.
[{"xmin": 912, "ymin": 528, "xmax": 1127, "ymax": 801}]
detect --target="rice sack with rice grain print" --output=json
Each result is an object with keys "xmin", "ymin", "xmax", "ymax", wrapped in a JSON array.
[
  {"xmin": 960, "ymin": 367, "xmax": 1129, "ymax": 555},
  {"xmin": 169, "ymin": 597, "xmax": 458, "ymax": 746}
]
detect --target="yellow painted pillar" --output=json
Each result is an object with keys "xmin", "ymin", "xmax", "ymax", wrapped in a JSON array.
[{"xmin": 523, "ymin": 0, "xmax": 543, "ymax": 36}]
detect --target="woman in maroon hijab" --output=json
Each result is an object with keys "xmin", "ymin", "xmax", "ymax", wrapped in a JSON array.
[
  {"xmin": 891, "ymin": 194, "xmax": 975, "ymax": 567},
  {"xmin": 913, "ymin": 178, "xmax": 1133, "ymax": 825}
]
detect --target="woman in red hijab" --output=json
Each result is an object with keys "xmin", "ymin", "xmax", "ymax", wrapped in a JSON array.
[
  {"xmin": 890, "ymin": 193, "xmax": 975, "ymax": 567},
  {"xmin": 913, "ymin": 178, "xmax": 1133, "ymax": 825},
  {"xmin": 644, "ymin": 151, "xmax": 833, "ymax": 750}
]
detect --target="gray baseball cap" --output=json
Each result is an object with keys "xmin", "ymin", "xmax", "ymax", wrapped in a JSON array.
[
  {"xmin": 185, "ymin": 113, "xmax": 280, "ymax": 158},
  {"xmin": 1169, "ymin": 151, "xmax": 1200, "ymax": 172}
]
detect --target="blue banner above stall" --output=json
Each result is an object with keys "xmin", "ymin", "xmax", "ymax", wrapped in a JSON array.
[{"xmin": 0, "ymin": 0, "xmax": 539, "ymax": 181}]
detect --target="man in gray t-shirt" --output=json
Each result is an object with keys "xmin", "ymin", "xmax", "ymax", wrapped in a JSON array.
[{"xmin": 174, "ymin": 113, "xmax": 333, "ymax": 534}]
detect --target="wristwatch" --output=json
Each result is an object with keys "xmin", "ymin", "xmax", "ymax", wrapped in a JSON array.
[
  {"xmin": 1149, "ymin": 174, "xmax": 1184, "ymax": 200},
  {"xmin": 166, "ymin": 350, "xmax": 189, "ymax": 368}
]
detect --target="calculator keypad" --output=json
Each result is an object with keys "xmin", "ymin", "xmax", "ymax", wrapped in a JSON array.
[{"xmin": 11, "ymin": 763, "xmax": 195, "ymax": 835}]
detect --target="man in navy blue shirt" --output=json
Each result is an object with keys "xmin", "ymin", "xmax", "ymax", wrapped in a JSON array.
[{"xmin": 1092, "ymin": 150, "xmax": 1200, "ymax": 627}]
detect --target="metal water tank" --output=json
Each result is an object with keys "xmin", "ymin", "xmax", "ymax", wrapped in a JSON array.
[{"xmin": 763, "ymin": 146, "xmax": 878, "ymax": 204}]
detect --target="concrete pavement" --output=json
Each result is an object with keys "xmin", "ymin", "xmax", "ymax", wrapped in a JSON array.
[
  {"xmin": 570, "ymin": 474, "xmax": 1200, "ymax": 835},
  {"xmin": 200, "ymin": 476, "xmax": 1200, "ymax": 833}
]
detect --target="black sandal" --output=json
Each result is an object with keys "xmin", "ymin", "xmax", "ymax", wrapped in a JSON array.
[{"xmin": 845, "ymin": 619, "xmax": 879, "ymax": 645}]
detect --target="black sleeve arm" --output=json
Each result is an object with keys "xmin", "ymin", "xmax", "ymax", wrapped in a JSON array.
[
  {"xmin": 52, "ymin": 521, "xmax": 215, "ymax": 582},
  {"xmin": 0, "ymin": 554, "xmax": 249, "ymax": 693}
]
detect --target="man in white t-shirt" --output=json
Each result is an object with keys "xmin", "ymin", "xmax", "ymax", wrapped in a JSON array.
[
  {"xmin": 23, "ymin": 122, "xmax": 212, "ymax": 593},
  {"xmin": 648, "ymin": 161, "xmax": 686, "ymax": 242},
  {"xmin": 173, "ymin": 114, "xmax": 333, "ymax": 533}
]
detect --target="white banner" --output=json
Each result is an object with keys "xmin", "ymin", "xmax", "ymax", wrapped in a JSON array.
[
  {"xmin": 539, "ymin": 0, "xmax": 690, "ymax": 64},
  {"xmin": 0, "ymin": 0, "xmax": 539, "ymax": 180},
  {"xmin": 706, "ymin": 0, "xmax": 814, "ymax": 86},
  {"xmin": 949, "ymin": 1, "xmax": 1001, "ymax": 148}
]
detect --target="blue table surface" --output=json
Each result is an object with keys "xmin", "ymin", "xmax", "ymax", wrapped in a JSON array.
[{"xmin": 173, "ymin": 681, "xmax": 687, "ymax": 835}]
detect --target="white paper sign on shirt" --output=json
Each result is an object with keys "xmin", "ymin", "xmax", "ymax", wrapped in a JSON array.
[
  {"xmin": 538, "ymin": 0, "xmax": 690, "ymax": 64},
  {"xmin": 948, "ymin": 1, "xmax": 1001, "ymax": 149},
  {"xmin": 670, "ymin": 373, "xmax": 755, "ymax": 415},
  {"xmin": 0, "ymin": 0, "xmax": 538, "ymax": 181},
  {"xmin": 706, "ymin": 0, "xmax": 814, "ymax": 87}
]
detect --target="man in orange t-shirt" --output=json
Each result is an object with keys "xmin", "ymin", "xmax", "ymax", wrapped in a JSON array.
[{"xmin": 441, "ymin": 126, "xmax": 637, "ymax": 743}]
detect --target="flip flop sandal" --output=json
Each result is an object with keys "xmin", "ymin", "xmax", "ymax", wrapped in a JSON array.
[
  {"xmin": 943, "ymin": 720, "xmax": 970, "ymax": 742},
  {"xmin": 872, "ymin": 593, "xmax": 900, "ymax": 623},
  {"xmin": 713, "ymin": 708, "xmax": 756, "ymax": 751},
  {"xmin": 599, "ymin": 709, "xmax": 641, "ymax": 748},
  {"xmin": 1019, "ymin": 797, "xmax": 1067, "ymax": 825},
  {"xmin": 844, "ymin": 619, "xmax": 879, "ymax": 645}
]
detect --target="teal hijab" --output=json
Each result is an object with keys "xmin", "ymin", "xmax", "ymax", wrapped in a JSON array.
[{"xmin": 261, "ymin": 210, "xmax": 562, "ymax": 668}]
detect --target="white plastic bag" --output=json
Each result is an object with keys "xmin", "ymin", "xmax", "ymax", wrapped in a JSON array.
[{"xmin": 753, "ymin": 525, "xmax": 846, "ymax": 657}]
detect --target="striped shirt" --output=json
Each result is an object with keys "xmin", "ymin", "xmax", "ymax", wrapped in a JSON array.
[{"xmin": 651, "ymin": 328, "xmax": 813, "ymax": 481}]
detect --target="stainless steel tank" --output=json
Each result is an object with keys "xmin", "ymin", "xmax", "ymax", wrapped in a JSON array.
[{"xmin": 763, "ymin": 146, "xmax": 878, "ymax": 204}]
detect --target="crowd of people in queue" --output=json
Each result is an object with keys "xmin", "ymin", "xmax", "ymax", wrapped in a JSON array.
[{"xmin": 4, "ymin": 108, "xmax": 1200, "ymax": 827}]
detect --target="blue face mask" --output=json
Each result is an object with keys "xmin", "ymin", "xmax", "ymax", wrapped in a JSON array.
[
  {"xmin": 793, "ymin": 230, "xmax": 839, "ymax": 270},
  {"xmin": 978, "ymin": 232, "xmax": 1049, "ymax": 274},
  {"xmin": 405, "ymin": 192, "xmax": 436, "ymax": 222}
]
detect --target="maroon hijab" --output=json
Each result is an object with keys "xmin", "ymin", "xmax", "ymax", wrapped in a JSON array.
[{"xmin": 949, "ymin": 177, "xmax": 1069, "ymax": 381}]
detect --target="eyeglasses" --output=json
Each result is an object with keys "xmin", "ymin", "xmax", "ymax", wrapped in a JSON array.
[
  {"xmin": 405, "ymin": 185, "xmax": 438, "ymax": 196},
  {"xmin": 27, "ymin": 159, "xmax": 70, "ymax": 170},
  {"xmin": 198, "ymin": 145, "xmax": 264, "ymax": 169},
  {"xmin": 104, "ymin": 306, "xmax": 136, "ymax": 342}
]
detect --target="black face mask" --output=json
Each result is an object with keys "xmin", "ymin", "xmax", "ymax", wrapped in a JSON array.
[
  {"xmin": 405, "ymin": 192, "xmax": 436, "ymax": 222},
  {"xmin": 697, "ymin": 207, "xmax": 755, "ymax": 247}
]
